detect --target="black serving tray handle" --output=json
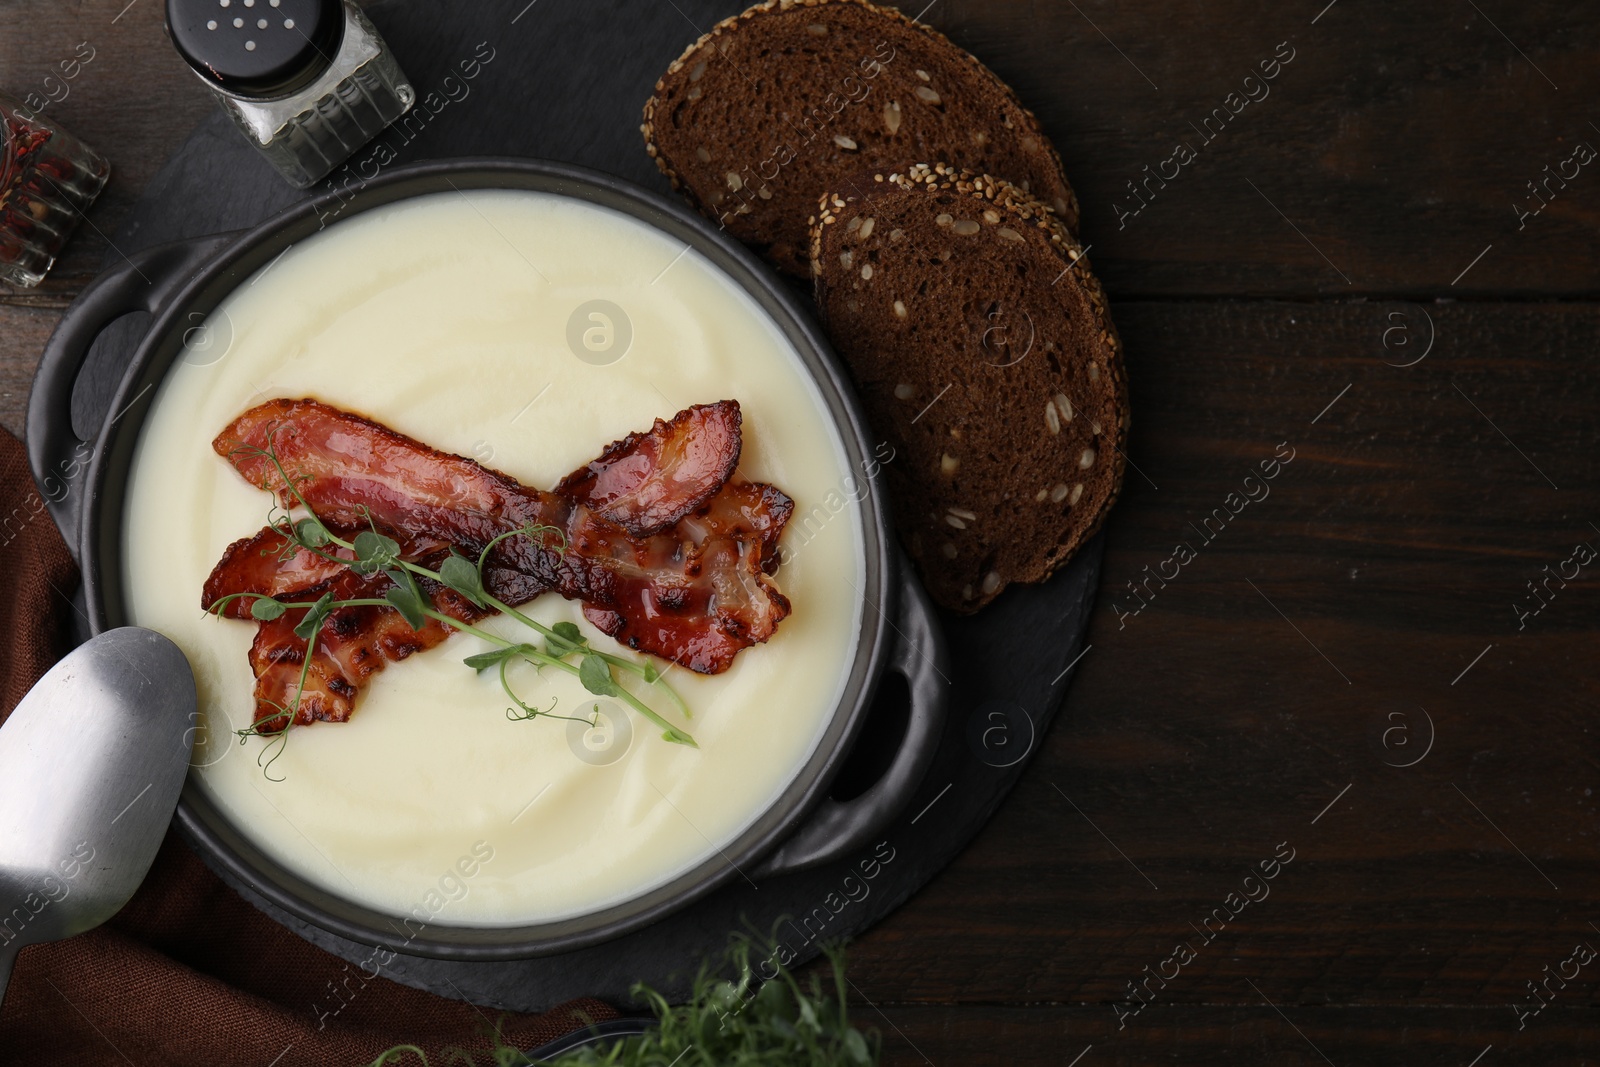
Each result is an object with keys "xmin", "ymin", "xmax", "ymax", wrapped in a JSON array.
[
  {"xmin": 26, "ymin": 234, "xmax": 234, "ymax": 556},
  {"xmin": 756, "ymin": 561, "xmax": 949, "ymax": 877}
]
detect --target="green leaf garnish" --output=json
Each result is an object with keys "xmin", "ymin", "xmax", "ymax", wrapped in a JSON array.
[
  {"xmin": 545, "ymin": 619, "xmax": 587, "ymax": 657},
  {"xmin": 437, "ymin": 553, "xmax": 487, "ymax": 607},
  {"xmin": 351, "ymin": 529, "xmax": 400, "ymax": 573},
  {"xmin": 462, "ymin": 643, "xmax": 537, "ymax": 671},
  {"xmin": 294, "ymin": 517, "xmax": 329, "ymax": 548},
  {"xmin": 383, "ymin": 584, "xmax": 427, "ymax": 631},
  {"xmin": 364, "ymin": 937, "xmax": 878, "ymax": 1067},
  {"xmin": 249, "ymin": 597, "xmax": 287, "ymax": 621},
  {"xmin": 292, "ymin": 592, "xmax": 335, "ymax": 640},
  {"xmin": 357, "ymin": 530, "xmax": 400, "ymax": 557},
  {"xmin": 579, "ymin": 653, "xmax": 619, "ymax": 697}
]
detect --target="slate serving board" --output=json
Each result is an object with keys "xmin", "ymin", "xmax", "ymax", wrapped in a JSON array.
[{"xmin": 61, "ymin": 0, "xmax": 1103, "ymax": 1011}]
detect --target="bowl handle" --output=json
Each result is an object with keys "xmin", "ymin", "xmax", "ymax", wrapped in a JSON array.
[
  {"xmin": 755, "ymin": 559, "xmax": 950, "ymax": 878},
  {"xmin": 25, "ymin": 234, "xmax": 235, "ymax": 556}
]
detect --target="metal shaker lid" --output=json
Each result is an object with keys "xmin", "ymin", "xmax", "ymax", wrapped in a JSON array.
[{"xmin": 166, "ymin": 0, "xmax": 344, "ymax": 98}]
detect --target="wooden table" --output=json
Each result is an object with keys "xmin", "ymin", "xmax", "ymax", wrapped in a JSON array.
[{"xmin": 5, "ymin": 1, "xmax": 1597, "ymax": 1063}]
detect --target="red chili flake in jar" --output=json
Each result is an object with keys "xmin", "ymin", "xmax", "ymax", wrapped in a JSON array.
[{"xmin": 0, "ymin": 93, "xmax": 110, "ymax": 288}]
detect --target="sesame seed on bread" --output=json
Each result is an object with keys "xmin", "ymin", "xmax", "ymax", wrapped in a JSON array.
[
  {"xmin": 642, "ymin": 0, "xmax": 1079, "ymax": 279},
  {"xmin": 811, "ymin": 164, "xmax": 1128, "ymax": 612}
]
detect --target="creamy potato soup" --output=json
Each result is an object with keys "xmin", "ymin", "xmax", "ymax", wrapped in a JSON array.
[{"xmin": 122, "ymin": 189, "xmax": 865, "ymax": 926}]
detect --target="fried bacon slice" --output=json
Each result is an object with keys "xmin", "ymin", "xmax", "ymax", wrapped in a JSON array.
[
  {"xmin": 214, "ymin": 398, "xmax": 741, "ymax": 546},
  {"xmin": 575, "ymin": 479, "xmax": 793, "ymax": 673},
  {"xmin": 204, "ymin": 397, "xmax": 793, "ymax": 727},
  {"xmin": 556, "ymin": 402, "xmax": 742, "ymax": 536},
  {"xmin": 246, "ymin": 556, "xmax": 489, "ymax": 730},
  {"xmin": 203, "ymin": 527, "xmax": 360, "ymax": 617}
]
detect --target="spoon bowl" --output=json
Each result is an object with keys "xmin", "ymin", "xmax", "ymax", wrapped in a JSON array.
[{"xmin": 0, "ymin": 627, "xmax": 195, "ymax": 999}]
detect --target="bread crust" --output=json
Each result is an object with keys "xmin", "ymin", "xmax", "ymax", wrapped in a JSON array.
[
  {"xmin": 810, "ymin": 163, "xmax": 1128, "ymax": 612},
  {"xmin": 642, "ymin": 0, "xmax": 1079, "ymax": 278}
]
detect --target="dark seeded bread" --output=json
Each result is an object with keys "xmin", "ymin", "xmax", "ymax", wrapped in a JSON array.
[
  {"xmin": 642, "ymin": 0, "xmax": 1079, "ymax": 279},
  {"xmin": 811, "ymin": 164, "xmax": 1127, "ymax": 612}
]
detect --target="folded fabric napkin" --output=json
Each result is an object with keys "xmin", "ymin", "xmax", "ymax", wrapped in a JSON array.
[{"xmin": 0, "ymin": 426, "xmax": 616, "ymax": 1065}]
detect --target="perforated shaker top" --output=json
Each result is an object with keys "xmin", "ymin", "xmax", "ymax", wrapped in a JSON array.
[{"xmin": 166, "ymin": 0, "xmax": 344, "ymax": 98}]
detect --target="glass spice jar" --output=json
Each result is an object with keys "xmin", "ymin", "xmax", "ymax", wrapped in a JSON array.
[
  {"xmin": 0, "ymin": 94, "xmax": 111, "ymax": 288},
  {"xmin": 165, "ymin": 0, "xmax": 414, "ymax": 189}
]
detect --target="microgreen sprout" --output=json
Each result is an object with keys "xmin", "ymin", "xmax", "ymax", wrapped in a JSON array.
[{"xmin": 364, "ymin": 937, "xmax": 878, "ymax": 1067}]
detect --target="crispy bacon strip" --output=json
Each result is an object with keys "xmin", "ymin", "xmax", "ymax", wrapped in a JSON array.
[
  {"xmin": 246, "ymin": 556, "xmax": 489, "ymax": 731},
  {"xmin": 575, "ymin": 480, "xmax": 793, "ymax": 673},
  {"xmin": 557, "ymin": 403, "xmax": 742, "ymax": 536},
  {"xmin": 214, "ymin": 398, "xmax": 741, "ymax": 545},
  {"xmin": 205, "ymin": 522, "xmax": 549, "ymax": 622},
  {"xmin": 204, "ymin": 528, "xmax": 358, "ymax": 617},
  {"xmin": 204, "ymin": 398, "xmax": 793, "ymax": 726}
]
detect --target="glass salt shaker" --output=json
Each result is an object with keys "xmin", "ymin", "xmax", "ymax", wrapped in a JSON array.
[
  {"xmin": 165, "ymin": 0, "xmax": 415, "ymax": 188},
  {"xmin": 0, "ymin": 96, "xmax": 111, "ymax": 288}
]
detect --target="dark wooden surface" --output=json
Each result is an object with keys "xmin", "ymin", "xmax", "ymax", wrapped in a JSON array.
[{"xmin": 4, "ymin": 0, "xmax": 1598, "ymax": 1064}]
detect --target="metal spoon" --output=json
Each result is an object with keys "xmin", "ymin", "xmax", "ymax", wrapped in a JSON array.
[{"xmin": 0, "ymin": 627, "xmax": 195, "ymax": 1002}]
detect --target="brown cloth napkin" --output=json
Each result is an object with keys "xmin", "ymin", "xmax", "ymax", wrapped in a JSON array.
[{"xmin": 0, "ymin": 425, "xmax": 619, "ymax": 1065}]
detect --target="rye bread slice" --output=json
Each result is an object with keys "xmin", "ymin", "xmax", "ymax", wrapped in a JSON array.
[
  {"xmin": 642, "ymin": 0, "xmax": 1079, "ymax": 279},
  {"xmin": 811, "ymin": 164, "xmax": 1127, "ymax": 612}
]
